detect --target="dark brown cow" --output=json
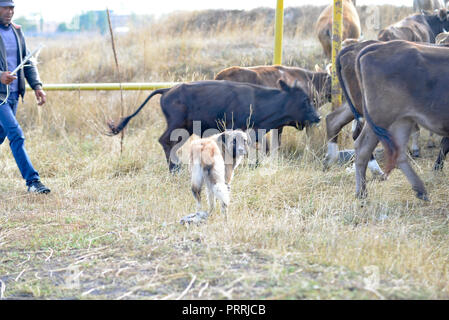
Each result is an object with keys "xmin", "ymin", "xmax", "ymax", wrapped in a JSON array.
[
  {"xmin": 353, "ymin": 40, "xmax": 449, "ymax": 200},
  {"xmin": 378, "ymin": 9, "xmax": 449, "ymax": 42},
  {"xmin": 315, "ymin": 0, "xmax": 361, "ymax": 59},
  {"xmin": 108, "ymin": 80, "xmax": 320, "ymax": 172},
  {"xmin": 215, "ymin": 65, "xmax": 331, "ymax": 147}
]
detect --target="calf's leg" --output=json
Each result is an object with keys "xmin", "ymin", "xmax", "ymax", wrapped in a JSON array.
[
  {"xmin": 391, "ymin": 120, "xmax": 428, "ymax": 201},
  {"xmin": 352, "ymin": 120, "xmax": 385, "ymax": 179},
  {"xmin": 324, "ymin": 104, "xmax": 355, "ymax": 167}
]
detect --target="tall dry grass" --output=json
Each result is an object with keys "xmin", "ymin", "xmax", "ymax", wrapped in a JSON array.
[{"xmin": 0, "ymin": 5, "xmax": 447, "ymax": 299}]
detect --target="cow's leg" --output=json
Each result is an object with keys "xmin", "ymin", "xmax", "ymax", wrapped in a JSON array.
[
  {"xmin": 324, "ymin": 102, "xmax": 354, "ymax": 168},
  {"xmin": 410, "ymin": 124, "xmax": 420, "ymax": 158},
  {"xmin": 434, "ymin": 137, "xmax": 449, "ymax": 171},
  {"xmin": 354, "ymin": 125, "xmax": 379, "ymax": 199},
  {"xmin": 158, "ymin": 125, "xmax": 189, "ymax": 172},
  {"xmin": 349, "ymin": 118, "xmax": 385, "ymax": 179},
  {"xmin": 391, "ymin": 120, "xmax": 428, "ymax": 201}
]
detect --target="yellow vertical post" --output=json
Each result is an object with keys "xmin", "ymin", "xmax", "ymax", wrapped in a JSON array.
[
  {"xmin": 331, "ymin": 0, "xmax": 343, "ymax": 111},
  {"xmin": 273, "ymin": 0, "xmax": 284, "ymax": 65}
]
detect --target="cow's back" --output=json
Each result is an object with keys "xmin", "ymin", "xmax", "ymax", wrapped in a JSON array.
[
  {"xmin": 315, "ymin": 0, "xmax": 361, "ymax": 58},
  {"xmin": 215, "ymin": 65, "xmax": 308, "ymax": 89},
  {"xmin": 215, "ymin": 67, "xmax": 267, "ymax": 86}
]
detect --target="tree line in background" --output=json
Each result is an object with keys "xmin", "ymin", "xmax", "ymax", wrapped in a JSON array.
[{"xmin": 15, "ymin": 10, "xmax": 153, "ymax": 34}]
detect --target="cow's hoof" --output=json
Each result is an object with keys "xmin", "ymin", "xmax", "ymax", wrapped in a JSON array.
[
  {"xmin": 433, "ymin": 162, "xmax": 444, "ymax": 171},
  {"xmin": 411, "ymin": 149, "xmax": 420, "ymax": 158},
  {"xmin": 416, "ymin": 192, "xmax": 430, "ymax": 202}
]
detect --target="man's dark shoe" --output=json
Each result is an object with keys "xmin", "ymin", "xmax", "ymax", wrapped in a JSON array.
[{"xmin": 28, "ymin": 180, "xmax": 51, "ymax": 194}]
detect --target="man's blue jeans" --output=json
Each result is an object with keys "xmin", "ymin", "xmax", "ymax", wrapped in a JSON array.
[{"xmin": 0, "ymin": 92, "xmax": 40, "ymax": 186}]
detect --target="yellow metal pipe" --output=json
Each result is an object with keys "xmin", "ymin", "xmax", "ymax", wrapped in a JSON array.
[
  {"xmin": 273, "ymin": 0, "xmax": 284, "ymax": 65},
  {"xmin": 331, "ymin": 0, "xmax": 343, "ymax": 111},
  {"xmin": 26, "ymin": 82, "xmax": 180, "ymax": 91}
]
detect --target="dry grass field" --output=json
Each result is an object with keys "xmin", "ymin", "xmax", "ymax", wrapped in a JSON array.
[{"xmin": 0, "ymin": 5, "xmax": 448, "ymax": 300}]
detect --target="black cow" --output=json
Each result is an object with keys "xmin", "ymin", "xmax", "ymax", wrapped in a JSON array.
[{"xmin": 109, "ymin": 80, "xmax": 320, "ymax": 172}]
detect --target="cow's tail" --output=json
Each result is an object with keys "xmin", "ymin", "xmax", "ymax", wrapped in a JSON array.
[
  {"xmin": 356, "ymin": 46, "xmax": 398, "ymax": 175},
  {"xmin": 108, "ymin": 88, "xmax": 170, "ymax": 135},
  {"xmin": 336, "ymin": 45, "xmax": 363, "ymax": 121}
]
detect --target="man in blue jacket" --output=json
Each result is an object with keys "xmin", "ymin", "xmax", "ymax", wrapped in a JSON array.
[{"xmin": 0, "ymin": 0, "xmax": 50, "ymax": 194}]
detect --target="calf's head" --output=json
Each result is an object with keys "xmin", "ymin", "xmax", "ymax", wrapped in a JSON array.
[{"xmin": 279, "ymin": 80, "xmax": 321, "ymax": 130}]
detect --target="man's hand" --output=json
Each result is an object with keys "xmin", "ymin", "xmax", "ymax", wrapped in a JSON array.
[
  {"xmin": 0, "ymin": 71, "xmax": 17, "ymax": 85},
  {"xmin": 35, "ymin": 89, "xmax": 47, "ymax": 106}
]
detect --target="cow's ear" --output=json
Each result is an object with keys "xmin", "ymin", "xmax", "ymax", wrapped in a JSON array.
[{"xmin": 278, "ymin": 79, "xmax": 291, "ymax": 92}]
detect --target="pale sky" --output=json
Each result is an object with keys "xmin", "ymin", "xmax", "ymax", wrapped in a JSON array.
[{"xmin": 16, "ymin": 0, "xmax": 412, "ymax": 23}]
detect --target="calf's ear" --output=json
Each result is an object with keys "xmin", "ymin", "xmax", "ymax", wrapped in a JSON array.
[{"xmin": 278, "ymin": 79, "xmax": 291, "ymax": 92}]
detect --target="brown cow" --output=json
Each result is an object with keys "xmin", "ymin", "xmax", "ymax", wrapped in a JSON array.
[
  {"xmin": 215, "ymin": 65, "xmax": 331, "ymax": 147},
  {"xmin": 328, "ymin": 39, "xmax": 449, "ymax": 173},
  {"xmin": 315, "ymin": 0, "xmax": 361, "ymax": 59},
  {"xmin": 378, "ymin": 9, "xmax": 449, "ymax": 154},
  {"xmin": 325, "ymin": 40, "xmax": 385, "ymax": 178},
  {"xmin": 353, "ymin": 40, "xmax": 449, "ymax": 200},
  {"xmin": 215, "ymin": 65, "xmax": 331, "ymax": 105},
  {"xmin": 327, "ymin": 40, "xmax": 419, "ymax": 163}
]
